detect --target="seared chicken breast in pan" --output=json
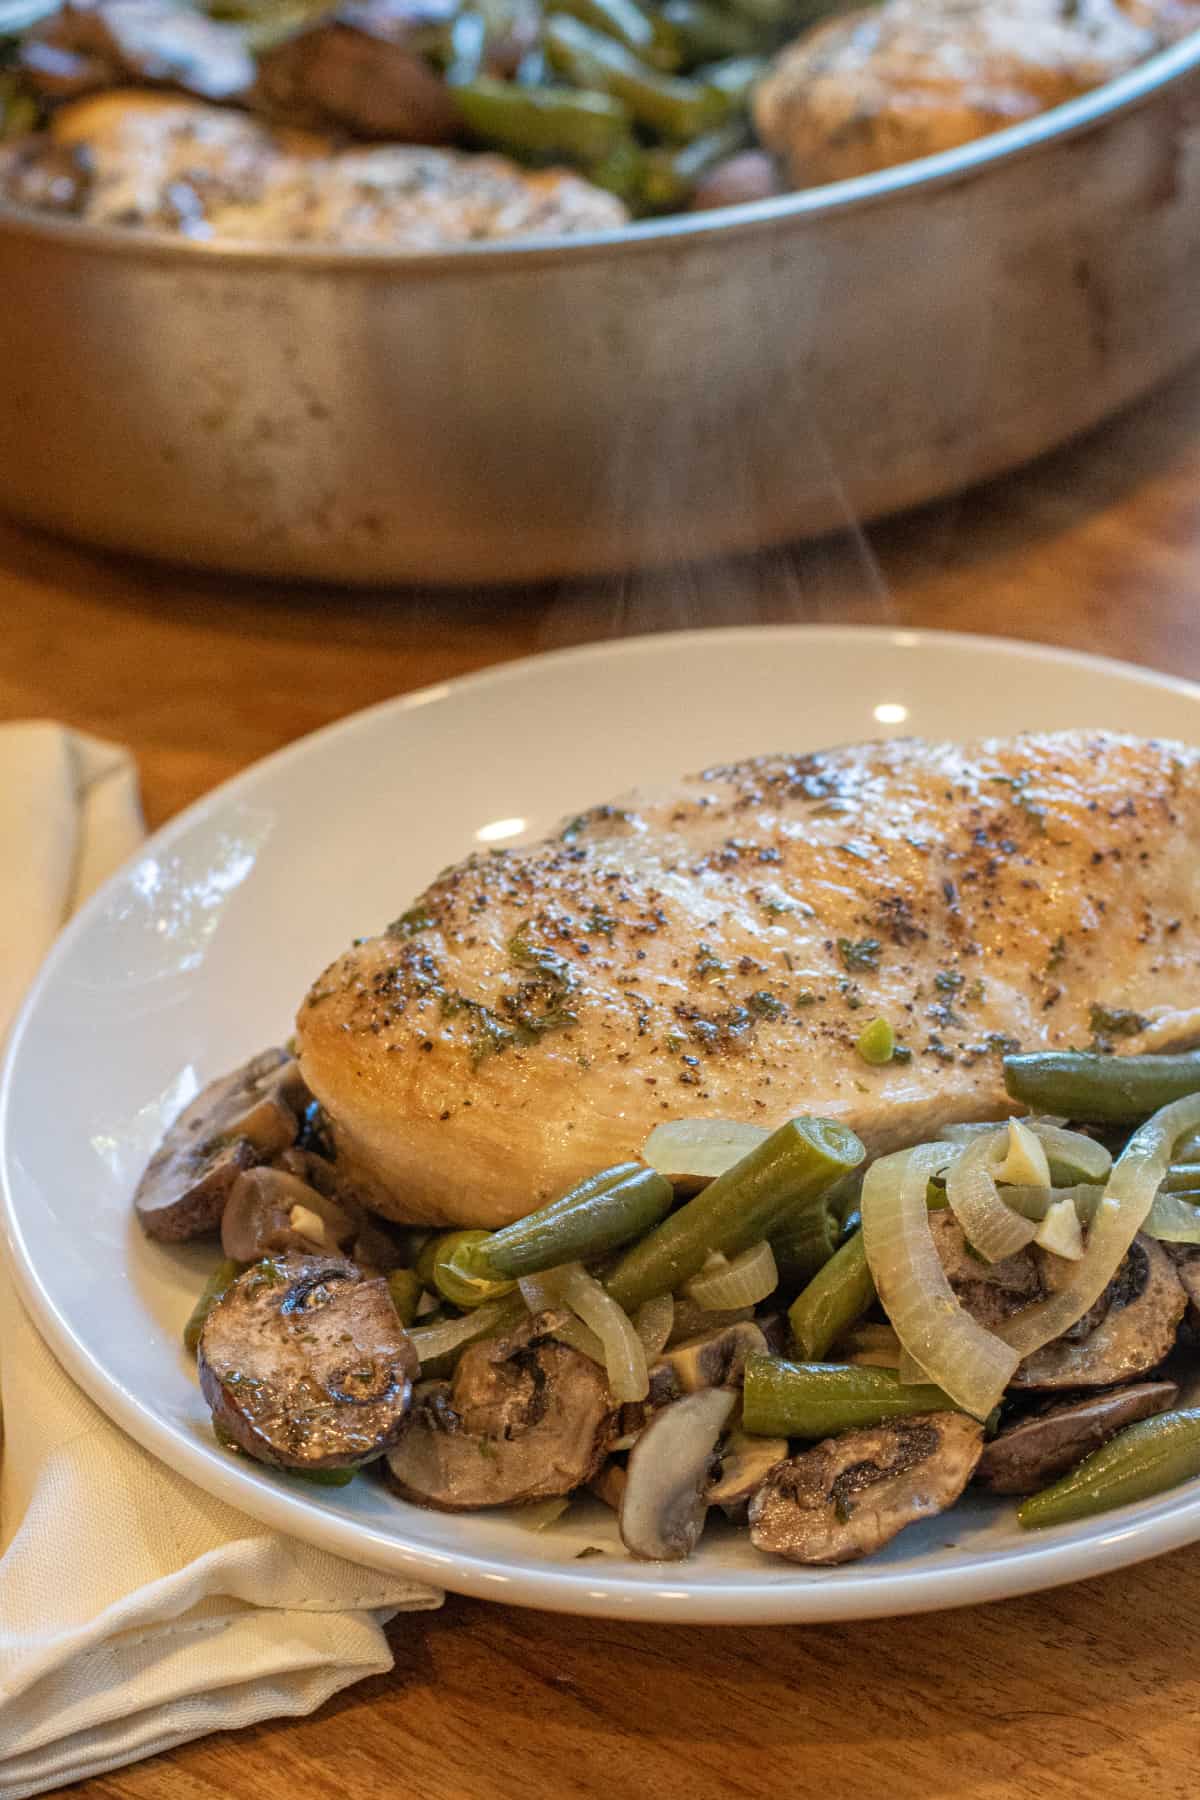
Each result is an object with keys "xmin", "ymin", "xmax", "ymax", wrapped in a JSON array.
[{"xmin": 754, "ymin": 0, "xmax": 1200, "ymax": 186}]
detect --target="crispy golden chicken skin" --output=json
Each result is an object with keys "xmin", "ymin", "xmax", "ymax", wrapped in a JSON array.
[
  {"xmin": 295, "ymin": 731, "xmax": 1200, "ymax": 1227},
  {"xmin": 754, "ymin": 0, "xmax": 1200, "ymax": 187}
]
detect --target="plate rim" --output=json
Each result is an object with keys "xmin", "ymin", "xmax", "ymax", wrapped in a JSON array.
[{"xmin": 8, "ymin": 621, "xmax": 1200, "ymax": 1624}]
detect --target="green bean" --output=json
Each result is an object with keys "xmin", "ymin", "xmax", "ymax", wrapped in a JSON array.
[
  {"xmin": 468, "ymin": 1162, "xmax": 673, "ymax": 1280},
  {"xmin": 638, "ymin": 119, "xmax": 748, "ymax": 207},
  {"xmin": 769, "ymin": 1194, "xmax": 840, "ymax": 1291},
  {"xmin": 386, "ymin": 1267, "xmax": 423, "ymax": 1327},
  {"xmin": 453, "ymin": 77, "xmax": 633, "ymax": 162},
  {"xmin": 787, "ymin": 1227, "xmax": 874, "ymax": 1360},
  {"xmin": 429, "ymin": 1229, "xmax": 517, "ymax": 1308},
  {"xmin": 720, "ymin": 0, "xmax": 799, "ymax": 25},
  {"xmin": 660, "ymin": 0, "xmax": 759, "ymax": 63},
  {"xmin": 588, "ymin": 136, "xmax": 646, "ymax": 199},
  {"xmin": 1018, "ymin": 1408, "xmax": 1200, "ymax": 1529},
  {"xmin": 1004, "ymin": 1049, "xmax": 1200, "ymax": 1123},
  {"xmin": 555, "ymin": 0, "xmax": 680, "ymax": 68},
  {"xmin": 544, "ymin": 14, "xmax": 727, "ymax": 139},
  {"xmin": 605, "ymin": 1116, "xmax": 864, "ymax": 1313},
  {"xmin": 1163, "ymin": 1163, "xmax": 1200, "ymax": 1192},
  {"xmin": 183, "ymin": 1258, "xmax": 244, "ymax": 1355},
  {"xmin": 742, "ymin": 1356, "xmax": 962, "ymax": 1439}
]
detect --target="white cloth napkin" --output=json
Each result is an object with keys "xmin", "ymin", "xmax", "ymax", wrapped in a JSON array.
[{"xmin": 0, "ymin": 724, "xmax": 442, "ymax": 1800}]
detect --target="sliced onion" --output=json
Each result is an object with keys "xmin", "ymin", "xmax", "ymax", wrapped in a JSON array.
[
  {"xmin": 861, "ymin": 1143, "xmax": 1020, "ymax": 1420},
  {"xmin": 1001, "ymin": 1183, "xmax": 1103, "ymax": 1225},
  {"xmin": 550, "ymin": 1311, "xmax": 609, "ymax": 1366},
  {"xmin": 1034, "ymin": 1196, "xmax": 1084, "ymax": 1260},
  {"xmin": 634, "ymin": 1293, "xmax": 675, "ymax": 1360},
  {"xmin": 896, "ymin": 1345, "xmax": 932, "ymax": 1386},
  {"xmin": 998, "ymin": 1092, "xmax": 1200, "ymax": 1357},
  {"xmin": 939, "ymin": 1119, "xmax": 1111, "ymax": 1185},
  {"xmin": 1144, "ymin": 1189, "xmax": 1200, "ymax": 1243},
  {"xmin": 945, "ymin": 1131, "xmax": 1039, "ymax": 1262},
  {"xmin": 1027, "ymin": 1123, "xmax": 1111, "ymax": 1186},
  {"xmin": 535, "ymin": 1262, "xmax": 649, "ymax": 1404},
  {"xmin": 685, "ymin": 1240, "xmax": 778, "ymax": 1310},
  {"xmin": 642, "ymin": 1118, "xmax": 769, "ymax": 1186},
  {"xmin": 407, "ymin": 1297, "xmax": 515, "ymax": 1368}
]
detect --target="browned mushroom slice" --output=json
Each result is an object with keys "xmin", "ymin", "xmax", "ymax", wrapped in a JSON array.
[
  {"xmin": 928, "ymin": 1210, "xmax": 1043, "ymax": 1329},
  {"xmin": 197, "ymin": 1253, "xmax": 416, "ymax": 1471},
  {"xmin": 252, "ymin": 0, "xmax": 458, "ymax": 141},
  {"xmin": 383, "ymin": 1320, "xmax": 616, "ymax": 1511},
  {"xmin": 221, "ymin": 1166, "xmax": 358, "ymax": 1263},
  {"xmin": 1163, "ymin": 1243, "xmax": 1200, "ymax": 1328},
  {"xmin": 135, "ymin": 1048, "xmax": 302, "ymax": 1241},
  {"xmin": 619, "ymin": 1388, "xmax": 737, "ymax": 1560},
  {"xmin": 749, "ymin": 1412, "xmax": 983, "ymax": 1565},
  {"xmin": 1011, "ymin": 1235, "xmax": 1187, "ymax": 1390},
  {"xmin": 707, "ymin": 1429, "xmax": 790, "ymax": 1524},
  {"xmin": 614, "ymin": 1359, "xmax": 683, "ymax": 1448},
  {"xmin": 976, "ymin": 1381, "xmax": 1180, "ymax": 1495},
  {"xmin": 22, "ymin": 0, "xmax": 254, "ymax": 102},
  {"xmin": 660, "ymin": 1322, "xmax": 768, "ymax": 1394}
]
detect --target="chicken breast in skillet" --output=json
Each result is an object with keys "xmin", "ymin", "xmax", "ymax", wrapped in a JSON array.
[
  {"xmin": 295, "ymin": 731, "xmax": 1200, "ymax": 1227},
  {"xmin": 0, "ymin": 90, "xmax": 627, "ymax": 243},
  {"xmin": 754, "ymin": 0, "xmax": 1200, "ymax": 188}
]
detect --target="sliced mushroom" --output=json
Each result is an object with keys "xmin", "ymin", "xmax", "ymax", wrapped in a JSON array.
[
  {"xmin": 383, "ymin": 1319, "xmax": 616, "ymax": 1511},
  {"xmin": 1164, "ymin": 1243, "xmax": 1200, "ymax": 1328},
  {"xmin": 252, "ymin": 0, "xmax": 459, "ymax": 141},
  {"xmin": 1011, "ymin": 1235, "xmax": 1187, "ymax": 1390},
  {"xmin": 22, "ymin": 0, "xmax": 254, "ymax": 102},
  {"xmin": 197, "ymin": 1252, "xmax": 416, "ymax": 1471},
  {"xmin": 588, "ymin": 1459, "xmax": 627, "ymax": 1511},
  {"xmin": 749, "ymin": 1412, "xmax": 983, "ymax": 1565},
  {"xmin": 661, "ymin": 1321, "xmax": 768, "ymax": 1394},
  {"xmin": 706, "ymin": 1429, "xmax": 789, "ymax": 1523},
  {"xmin": 928, "ymin": 1210, "xmax": 1042, "ymax": 1330},
  {"xmin": 976, "ymin": 1381, "xmax": 1180, "ymax": 1495},
  {"xmin": 134, "ymin": 1048, "xmax": 301, "ymax": 1241},
  {"xmin": 619, "ymin": 1387, "xmax": 736, "ymax": 1560},
  {"xmin": 613, "ymin": 1359, "xmax": 683, "ymax": 1447},
  {"xmin": 221, "ymin": 1166, "xmax": 357, "ymax": 1263}
]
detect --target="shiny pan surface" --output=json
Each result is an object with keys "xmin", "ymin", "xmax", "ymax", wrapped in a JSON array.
[{"xmin": 2, "ymin": 36, "xmax": 1200, "ymax": 585}]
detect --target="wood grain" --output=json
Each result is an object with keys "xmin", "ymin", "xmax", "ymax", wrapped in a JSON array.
[{"xmin": 10, "ymin": 356, "xmax": 1200, "ymax": 1800}]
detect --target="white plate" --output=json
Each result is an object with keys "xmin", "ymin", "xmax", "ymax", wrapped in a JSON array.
[{"xmin": 7, "ymin": 624, "xmax": 1200, "ymax": 1625}]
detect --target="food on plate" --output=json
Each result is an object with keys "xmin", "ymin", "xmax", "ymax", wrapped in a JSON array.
[
  {"xmin": 296, "ymin": 730, "xmax": 1200, "ymax": 1225},
  {"xmin": 0, "ymin": 0, "xmax": 1196, "ymax": 234},
  {"xmin": 136, "ymin": 728, "xmax": 1200, "ymax": 1563},
  {"xmin": 755, "ymin": 0, "xmax": 1200, "ymax": 186},
  {"xmin": 197, "ymin": 1251, "xmax": 418, "ymax": 1469}
]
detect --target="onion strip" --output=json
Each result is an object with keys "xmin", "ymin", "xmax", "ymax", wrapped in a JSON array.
[
  {"xmin": 642, "ymin": 1118, "xmax": 769, "ymax": 1185},
  {"xmin": 685, "ymin": 1240, "xmax": 778, "ymax": 1310},
  {"xmin": 633, "ymin": 1293, "xmax": 675, "ymax": 1359},
  {"xmin": 1143, "ymin": 1189, "xmax": 1200, "ymax": 1244},
  {"xmin": 998, "ymin": 1091, "xmax": 1200, "ymax": 1356},
  {"xmin": 532, "ymin": 1262, "xmax": 649, "ymax": 1403},
  {"xmin": 861, "ymin": 1143, "xmax": 1020, "ymax": 1420},
  {"xmin": 945, "ymin": 1131, "xmax": 1039, "ymax": 1262}
]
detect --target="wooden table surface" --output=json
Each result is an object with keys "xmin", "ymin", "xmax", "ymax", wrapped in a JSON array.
[{"xmin": 7, "ymin": 361, "xmax": 1200, "ymax": 1800}]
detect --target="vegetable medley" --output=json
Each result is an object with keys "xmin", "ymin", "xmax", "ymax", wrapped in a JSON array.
[
  {"xmin": 162, "ymin": 1042, "xmax": 1200, "ymax": 1565},
  {"xmin": 0, "ymin": 0, "xmax": 841, "ymax": 217}
]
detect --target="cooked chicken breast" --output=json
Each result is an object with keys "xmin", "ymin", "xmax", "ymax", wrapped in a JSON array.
[
  {"xmin": 1, "ymin": 91, "xmax": 626, "ymax": 244},
  {"xmin": 296, "ymin": 731, "xmax": 1200, "ymax": 1226},
  {"xmin": 754, "ymin": 0, "xmax": 1200, "ymax": 187}
]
